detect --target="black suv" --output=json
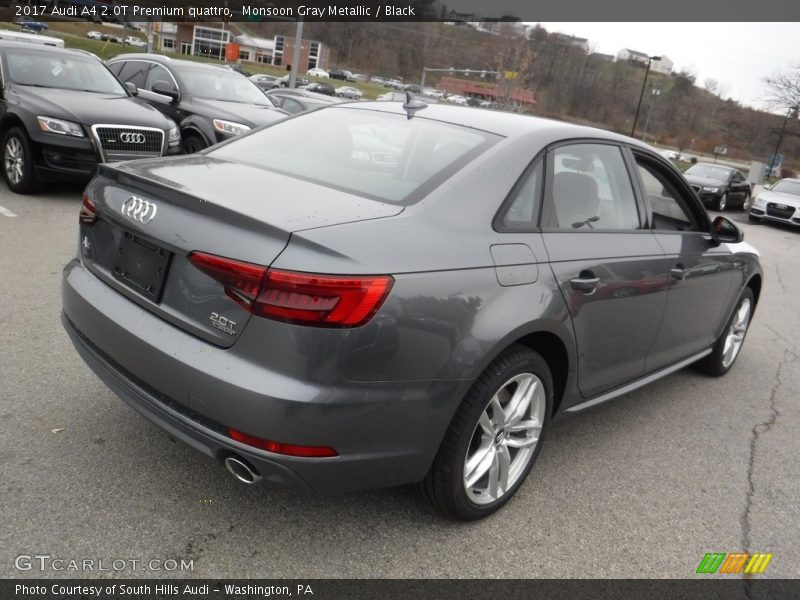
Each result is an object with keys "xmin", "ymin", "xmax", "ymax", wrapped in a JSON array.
[
  {"xmin": 302, "ymin": 82, "xmax": 336, "ymax": 96},
  {"xmin": 0, "ymin": 42, "xmax": 180, "ymax": 194},
  {"xmin": 329, "ymin": 69, "xmax": 355, "ymax": 81},
  {"xmin": 107, "ymin": 54, "xmax": 287, "ymax": 153}
]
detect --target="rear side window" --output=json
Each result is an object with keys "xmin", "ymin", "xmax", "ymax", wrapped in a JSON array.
[
  {"xmin": 544, "ymin": 144, "xmax": 640, "ymax": 230},
  {"xmin": 210, "ymin": 108, "xmax": 500, "ymax": 204}
]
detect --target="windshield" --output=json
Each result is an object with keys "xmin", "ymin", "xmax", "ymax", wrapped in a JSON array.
[
  {"xmin": 685, "ymin": 164, "xmax": 732, "ymax": 179},
  {"xmin": 210, "ymin": 108, "xmax": 499, "ymax": 204},
  {"xmin": 770, "ymin": 180, "xmax": 800, "ymax": 196},
  {"xmin": 6, "ymin": 48, "xmax": 125, "ymax": 95},
  {"xmin": 179, "ymin": 67, "xmax": 270, "ymax": 104}
]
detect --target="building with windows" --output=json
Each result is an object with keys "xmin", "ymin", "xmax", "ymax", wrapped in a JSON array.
[{"xmin": 159, "ymin": 24, "xmax": 328, "ymax": 71}]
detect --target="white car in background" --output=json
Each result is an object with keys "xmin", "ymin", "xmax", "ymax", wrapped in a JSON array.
[
  {"xmin": 446, "ymin": 94, "xmax": 467, "ymax": 105},
  {"xmin": 307, "ymin": 67, "xmax": 329, "ymax": 78},
  {"xmin": 86, "ymin": 31, "xmax": 103, "ymax": 40},
  {"xmin": 124, "ymin": 36, "xmax": 146, "ymax": 47},
  {"xmin": 335, "ymin": 86, "xmax": 363, "ymax": 100},
  {"xmin": 749, "ymin": 178, "xmax": 800, "ymax": 226},
  {"xmin": 422, "ymin": 88, "xmax": 444, "ymax": 99}
]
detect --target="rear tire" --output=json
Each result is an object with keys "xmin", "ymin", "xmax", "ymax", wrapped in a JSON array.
[
  {"xmin": 2, "ymin": 127, "xmax": 38, "ymax": 194},
  {"xmin": 696, "ymin": 287, "xmax": 754, "ymax": 376},
  {"xmin": 418, "ymin": 345, "xmax": 552, "ymax": 520}
]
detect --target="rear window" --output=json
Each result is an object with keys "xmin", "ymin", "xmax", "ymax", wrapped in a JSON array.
[{"xmin": 209, "ymin": 108, "xmax": 499, "ymax": 204}]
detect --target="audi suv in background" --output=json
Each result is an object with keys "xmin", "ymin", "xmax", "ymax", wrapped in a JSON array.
[
  {"xmin": 62, "ymin": 103, "xmax": 761, "ymax": 520},
  {"xmin": 683, "ymin": 162, "xmax": 751, "ymax": 211},
  {"xmin": 107, "ymin": 54, "xmax": 287, "ymax": 153},
  {"xmin": 0, "ymin": 41, "xmax": 180, "ymax": 194},
  {"xmin": 749, "ymin": 177, "xmax": 800, "ymax": 227}
]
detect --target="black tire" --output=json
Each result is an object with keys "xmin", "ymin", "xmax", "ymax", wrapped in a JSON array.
[
  {"xmin": 2, "ymin": 126, "xmax": 38, "ymax": 194},
  {"xmin": 696, "ymin": 287, "xmax": 754, "ymax": 377},
  {"xmin": 182, "ymin": 134, "xmax": 207, "ymax": 154},
  {"xmin": 748, "ymin": 214, "xmax": 761, "ymax": 222},
  {"xmin": 418, "ymin": 345, "xmax": 553, "ymax": 520},
  {"xmin": 717, "ymin": 192, "xmax": 728, "ymax": 211}
]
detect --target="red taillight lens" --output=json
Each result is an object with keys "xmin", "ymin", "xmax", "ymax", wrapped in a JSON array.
[
  {"xmin": 188, "ymin": 251, "xmax": 393, "ymax": 328},
  {"xmin": 255, "ymin": 269, "xmax": 393, "ymax": 327},
  {"xmin": 79, "ymin": 192, "xmax": 96, "ymax": 225},
  {"xmin": 189, "ymin": 252, "xmax": 267, "ymax": 311},
  {"xmin": 228, "ymin": 428, "xmax": 338, "ymax": 458}
]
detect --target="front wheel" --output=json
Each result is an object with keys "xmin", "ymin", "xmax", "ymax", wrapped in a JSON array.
[
  {"xmin": 717, "ymin": 192, "xmax": 728, "ymax": 211},
  {"xmin": 182, "ymin": 134, "xmax": 207, "ymax": 154},
  {"xmin": 419, "ymin": 345, "xmax": 552, "ymax": 520},
  {"xmin": 2, "ymin": 127, "xmax": 38, "ymax": 194},
  {"xmin": 696, "ymin": 287, "xmax": 754, "ymax": 376}
]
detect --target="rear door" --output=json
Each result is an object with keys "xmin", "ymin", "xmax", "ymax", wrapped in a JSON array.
[
  {"xmin": 630, "ymin": 152, "xmax": 736, "ymax": 371},
  {"xmin": 541, "ymin": 142, "xmax": 669, "ymax": 398}
]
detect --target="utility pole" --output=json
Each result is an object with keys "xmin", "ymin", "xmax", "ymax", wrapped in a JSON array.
[
  {"xmin": 288, "ymin": 17, "xmax": 303, "ymax": 88},
  {"xmin": 767, "ymin": 105, "xmax": 798, "ymax": 178},
  {"xmin": 641, "ymin": 86, "xmax": 661, "ymax": 141},
  {"xmin": 631, "ymin": 56, "xmax": 660, "ymax": 137}
]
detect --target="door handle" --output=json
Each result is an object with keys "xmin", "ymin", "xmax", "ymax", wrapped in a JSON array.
[
  {"xmin": 670, "ymin": 265, "xmax": 689, "ymax": 281},
  {"xmin": 570, "ymin": 276, "xmax": 602, "ymax": 293}
]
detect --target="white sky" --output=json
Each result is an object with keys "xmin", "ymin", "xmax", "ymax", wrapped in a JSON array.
[{"xmin": 536, "ymin": 23, "xmax": 800, "ymax": 111}]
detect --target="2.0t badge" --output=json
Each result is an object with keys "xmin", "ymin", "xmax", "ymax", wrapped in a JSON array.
[{"xmin": 210, "ymin": 312, "xmax": 236, "ymax": 336}]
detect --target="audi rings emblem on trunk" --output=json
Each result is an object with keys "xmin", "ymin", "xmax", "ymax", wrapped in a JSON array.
[
  {"xmin": 121, "ymin": 196, "xmax": 157, "ymax": 224},
  {"xmin": 119, "ymin": 132, "xmax": 146, "ymax": 144}
]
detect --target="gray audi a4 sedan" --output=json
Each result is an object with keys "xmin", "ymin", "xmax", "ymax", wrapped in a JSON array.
[{"xmin": 62, "ymin": 102, "xmax": 762, "ymax": 520}]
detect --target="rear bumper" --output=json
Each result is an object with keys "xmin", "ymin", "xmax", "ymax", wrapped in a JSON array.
[{"xmin": 61, "ymin": 259, "xmax": 466, "ymax": 492}]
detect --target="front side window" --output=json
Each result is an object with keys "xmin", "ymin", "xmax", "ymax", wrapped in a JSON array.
[
  {"xmin": 545, "ymin": 143, "xmax": 639, "ymax": 230},
  {"xmin": 210, "ymin": 108, "xmax": 499, "ymax": 204},
  {"xmin": 636, "ymin": 159, "xmax": 698, "ymax": 232}
]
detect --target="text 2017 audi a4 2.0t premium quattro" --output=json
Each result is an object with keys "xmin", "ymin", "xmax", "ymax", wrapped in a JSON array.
[
  {"xmin": 61, "ymin": 101, "xmax": 762, "ymax": 520},
  {"xmin": 0, "ymin": 42, "xmax": 180, "ymax": 194}
]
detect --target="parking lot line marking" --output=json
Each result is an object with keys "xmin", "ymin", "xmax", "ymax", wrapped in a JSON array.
[{"xmin": 0, "ymin": 204, "xmax": 18, "ymax": 217}]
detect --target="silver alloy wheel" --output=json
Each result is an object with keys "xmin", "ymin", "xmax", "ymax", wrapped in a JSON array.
[
  {"xmin": 463, "ymin": 372, "xmax": 545, "ymax": 505},
  {"xmin": 721, "ymin": 297, "xmax": 751, "ymax": 368},
  {"xmin": 4, "ymin": 137, "xmax": 24, "ymax": 185}
]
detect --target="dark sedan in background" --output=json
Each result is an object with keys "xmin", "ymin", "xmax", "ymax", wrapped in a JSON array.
[
  {"xmin": 266, "ymin": 88, "xmax": 342, "ymax": 114},
  {"xmin": 0, "ymin": 41, "xmax": 180, "ymax": 194},
  {"xmin": 107, "ymin": 54, "xmax": 287, "ymax": 153},
  {"xmin": 62, "ymin": 103, "xmax": 761, "ymax": 521},
  {"xmin": 683, "ymin": 162, "xmax": 751, "ymax": 211}
]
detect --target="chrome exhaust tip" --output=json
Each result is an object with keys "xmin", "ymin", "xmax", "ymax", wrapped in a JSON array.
[{"xmin": 224, "ymin": 456, "xmax": 262, "ymax": 484}]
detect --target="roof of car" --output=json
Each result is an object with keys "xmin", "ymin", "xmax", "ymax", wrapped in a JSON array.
[
  {"xmin": 108, "ymin": 53, "xmax": 223, "ymax": 71},
  {"xmin": 0, "ymin": 40, "xmax": 79, "ymax": 55},
  {"xmin": 336, "ymin": 101, "xmax": 653, "ymax": 146}
]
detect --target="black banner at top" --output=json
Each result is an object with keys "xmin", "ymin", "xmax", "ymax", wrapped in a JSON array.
[{"xmin": 3, "ymin": 0, "xmax": 800, "ymax": 22}]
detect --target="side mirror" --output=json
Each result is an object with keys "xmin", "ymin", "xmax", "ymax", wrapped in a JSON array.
[
  {"xmin": 152, "ymin": 81, "xmax": 179, "ymax": 103},
  {"xmin": 124, "ymin": 81, "xmax": 138, "ymax": 96},
  {"xmin": 710, "ymin": 215, "xmax": 743, "ymax": 245}
]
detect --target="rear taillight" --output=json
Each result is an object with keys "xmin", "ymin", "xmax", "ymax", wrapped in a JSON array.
[
  {"xmin": 188, "ymin": 252, "xmax": 393, "ymax": 328},
  {"xmin": 79, "ymin": 192, "xmax": 96, "ymax": 225},
  {"xmin": 229, "ymin": 428, "xmax": 338, "ymax": 458}
]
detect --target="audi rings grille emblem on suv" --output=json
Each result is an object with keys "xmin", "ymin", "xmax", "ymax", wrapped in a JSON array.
[
  {"xmin": 119, "ymin": 132, "xmax": 146, "ymax": 144},
  {"xmin": 121, "ymin": 196, "xmax": 157, "ymax": 224}
]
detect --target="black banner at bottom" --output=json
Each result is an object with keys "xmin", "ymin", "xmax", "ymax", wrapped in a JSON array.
[{"xmin": 3, "ymin": 579, "xmax": 800, "ymax": 600}]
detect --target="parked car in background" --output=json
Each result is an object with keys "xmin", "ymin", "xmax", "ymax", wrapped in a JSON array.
[
  {"xmin": 107, "ymin": 54, "xmax": 287, "ymax": 153},
  {"xmin": 62, "ymin": 102, "xmax": 762, "ymax": 522},
  {"xmin": 683, "ymin": 163, "xmax": 751, "ymax": 211},
  {"xmin": 422, "ymin": 88, "xmax": 444, "ymax": 99},
  {"xmin": 266, "ymin": 88, "xmax": 342, "ymax": 114},
  {"xmin": 222, "ymin": 64, "xmax": 253, "ymax": 77},
  {"xmin": 277, "ymin": 74, "xmax": 309, "ymax": 88},
  {"xmin": 124, "ymin": 36, "xmax": 146, "ymax": 48},
  {"xmin": 386, "ymin": 79, "xmax": 404, "ymax": 90},
  {"xmin": 106, "ymin": 35, "xmax": 123, "ymax": 44},
  {"xmin": 352, "ymin": 73, "xmax": 369, "ymax": 82},
  {"xmin": 404, "ymin": 84, "xmax": 422, "ymax": 94},
  {"xmin": 335, "ymin": 86, "xmax": 362, "ymax": 100},
  {"xmin": 86, "ymin": 30, "xmax": 103, "ymax": 40},
  {"xmin": 446, "ymin": 94, "xmax": 467, "ymax": 105},
  {"xmin": 370, "ymin": 76, "xmax": 386, "ymax": 85},
  {"xmin": 0, "ymin": 42, "xmax": 179, "ymax": 194},
  {"xmin": 303, "ymin": 81, "xmax": 335, "ymax": 96},
  {"xmin": 13, "ymin": 16, "xmax": 49, "ymax": 32},
  {"xmin": 749, "ymin": 177, "xmax": 800, "ymax": 226},
  {"xmin": 249, "ymin": 73, "xmax": 280, "ymax": 90},
  {"xmin": 329, "ymin": 69, "xmax": 355, "ymax": 81},
  {"xmin": 307, "ymin": 67, "xmax": 329, "ymax": 78}
]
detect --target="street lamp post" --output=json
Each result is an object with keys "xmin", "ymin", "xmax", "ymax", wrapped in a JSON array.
[
  {"xmin": 767, "ymin": 104, "xmax": 799, "ymax": 178},
  {"xmin": 641, "ymin": 86, "xmax": 661, "ymax": 141},
  {"xmin": 630, "ymin": 55, "xmax": 661, "ymax": 137}
]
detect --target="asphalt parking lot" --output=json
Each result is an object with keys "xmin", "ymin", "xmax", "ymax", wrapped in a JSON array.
[{"xmin": 1, "ymin": 184, "xmax": 798, "ymax": 579}]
